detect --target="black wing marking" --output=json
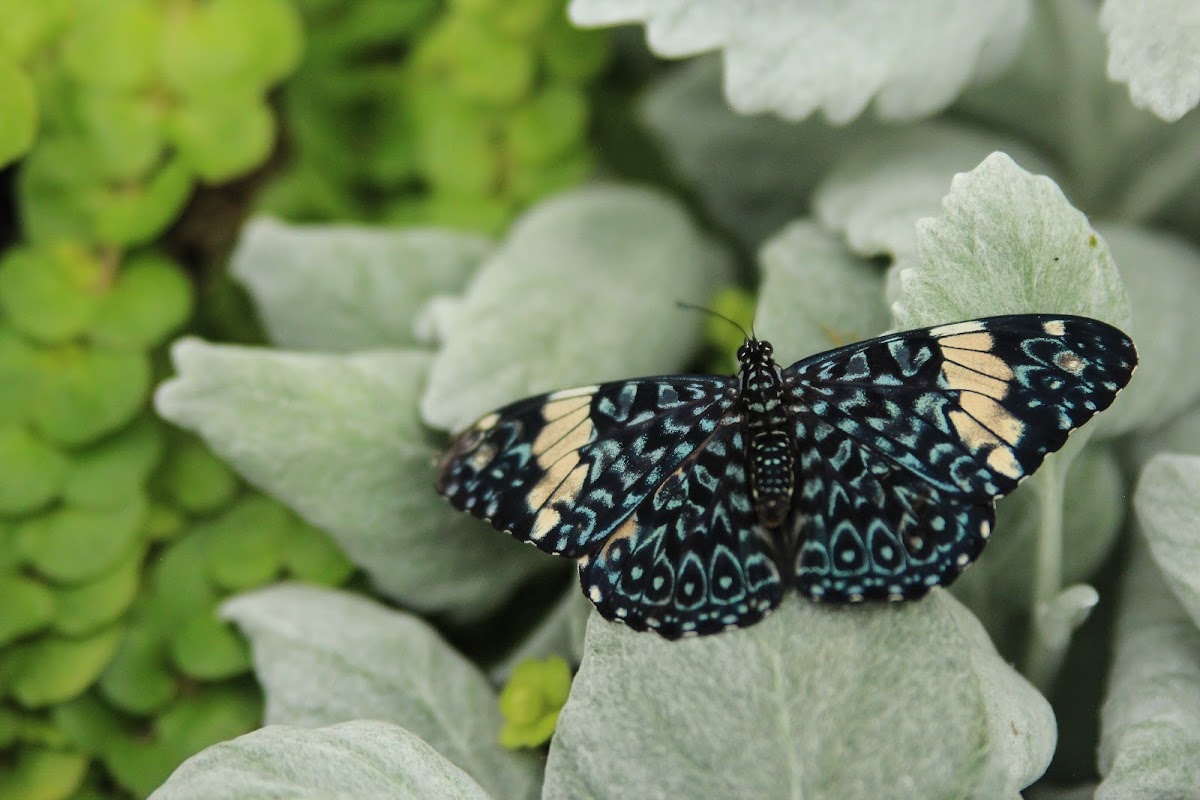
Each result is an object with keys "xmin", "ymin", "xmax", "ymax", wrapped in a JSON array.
[
  {"xmin": 437, "ymin": 376, "xmax": 737, "ymax": 557},
  {"xmin": 577, "ymin": 425, "xmax": 785, "ymax": 639}
]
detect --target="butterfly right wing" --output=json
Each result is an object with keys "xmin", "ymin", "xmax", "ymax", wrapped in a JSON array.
[{"xmin": 436, "ymin": 376, "xmax": 738, "ymax": 558}]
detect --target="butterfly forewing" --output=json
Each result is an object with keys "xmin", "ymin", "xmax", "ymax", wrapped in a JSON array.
[
  {"xmin": 783, "ymin": 314, "xmax": 1136, "ymax": 601},
  {"xmin": 437, "ymin": 376, "xmax": 737, "ymax": 557},
  {"xmin": 578, "ymin": 425, "xmax": 785, "ymax": 638}
]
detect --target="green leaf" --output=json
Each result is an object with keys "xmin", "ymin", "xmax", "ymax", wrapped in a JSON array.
[
  {"xmin": 148, "ymin": 721, "xmax": 492, "ymax": 800},
  {"xmin": 98, "ymin": 622, "xmax": 178, "ymax": 715},
  {"xmin": 640, "ymin": 58, "xmax": 876, "ymax": 246},
  {"xmin": 1135, "ymin": 454, "xmax": 1200, "ymax": 629},
  {"xmin": 93, "ymin": 157, "xmax": 195, "ymax": 246},
  {"xmin": 420, "ymin": 185, "xmax": 732, "ymax": 431},
  {"xmin": 166, "ymin": 94, "xmax": 276, "ymax": 183},
  {"xmin": 506, "ymin": 85, "xmax": 588, "ymax": 167},
  {"xmin": 753, "ymin": 220, "xmax": 890, "ymax": 360},
  {"xmin": 9, "ymin": 623, "xmax": 124, "ymax": 707},
  {"xmin": 0, "ymin": 327, "xmax": 40, "ymax": 423},
  {"xmin": 0, "ymin": 748, "xmax": 89, "ymax": 800},
  {"xmin": 52, "ymin": 545, "xmax": 142, "ymax": 636},
  {"xmin": 16, "ymin": 499, "xmax": 144, "ymax": 583},
  {"xmin": 229, "ymin": 217, "xmax": 491, "ymax": 352},
  {"xmin": 169, "ymin": 611, "xmax": 251, "ymax": 681},
  {"xmin": 88, "ymin": 253, "xmax": 193, "ymax": 348},
  {"xmin": 1096, "ymin": 542, "xmax": 1200, "ymax": 799},
  {"xmin": 280, "ymin": 520, "xmax": 353, "ymax": 586},
  {"xmin": 1100, "ymin": 0, "xmax": 1200, "ymax": 122},
  {"xmin": 0, "ymin": 243, "xmax": 107, "ymax": 344},
  {"xmin": 0, "ymin": 573, "xmax": 56, "ymax": 646},
  {"xmin": 499, "ymin": 656, "xmax": 572, "ymax": 749},
  {"xmin": 1095, "ymin": 223, "xmax": 1200, "ymax": 437},
  {"xmin": 161, "ymin": 0, "xmax": 302, "ymax": 97},
  {"xmin": 159, "ymin": 436, "xmax": 239, "ymax": 514},
  {"xmin": 570, "ymin": 0, "xmax": 1028, "ymax": 122},
  {"xmin": 155, "ymin": 343, "xmax": 551, "ymax": 621},
  {"xmin": 0, "ymin": 426, "xmax": 68, "ymax": 515},
  {"xmin": 812, "ymin": 123, "xmax": 1055, "ymax": 259},
  {"xmin": 0, "ymin": 60, "xmax": 36, "ymax": 167},
  {"xmin": 32, "ymin": 345, "xmax": 151, "ymax": 447},
  {"xmin": 62, "ymin": 415, "xmax": 165, "ymax": 510},
  {"xmin": 201, "ymin": 496, "xmax": 289, "ymax": 592},
  {"xmin": 222, "ymin": 584, "xmax": 541, "ymax": 800},
  {"xmin": 546, "ymin": 594, "xmax": 1055, "ymax": 798},
  {"xmin": 60, "ymin": 0, "xmax": 161, "ymax": 89},
  {"xmin": 893, "ymin": 152, "xmax": 1131, "ymax": 331}
]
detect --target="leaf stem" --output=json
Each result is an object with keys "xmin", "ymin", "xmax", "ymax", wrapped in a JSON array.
[{"xmin": 1024, "ymin": 456, "xmax": 1066, "ymax": 688}]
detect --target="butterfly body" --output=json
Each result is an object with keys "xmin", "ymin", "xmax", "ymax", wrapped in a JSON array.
[{"xmin": 437, "ymin": 315, "xmax": 1137, "ymax": 639}]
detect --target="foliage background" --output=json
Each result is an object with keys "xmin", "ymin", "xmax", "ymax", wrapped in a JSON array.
[{"xmin": 2, "ymin": 1, "xmax": 1199, "ymax": 798}]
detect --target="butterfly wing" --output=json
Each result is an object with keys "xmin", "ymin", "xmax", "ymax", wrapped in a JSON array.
[
  {"xmin": 437, "ymin": 376, "xmax": 738, "ymax": 558},
  {"xmin": 578, "ymin": 424, "xmax": 785, "ymax": 639},
  {"xmin": 782, "ymin": 314, "xmax": 1137, "ymax": 601}
]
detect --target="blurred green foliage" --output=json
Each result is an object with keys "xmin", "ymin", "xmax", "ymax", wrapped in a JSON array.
[{"xmin": 0, "ymin": 0, "xmax": 610, "ymax": 796}]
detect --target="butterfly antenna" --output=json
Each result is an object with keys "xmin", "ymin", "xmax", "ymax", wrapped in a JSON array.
[{"xmin": 675, "ymin": 301, "xmax": 753, "ymax": 341}]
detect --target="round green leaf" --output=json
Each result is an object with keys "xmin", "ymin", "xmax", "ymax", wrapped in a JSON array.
[
  {"xmin": 0, "ymin": 60, "xmax": 36, "ymax": 166},
  {"xmin": 159, "ymin": 436, "xmax": 239, "ymax": 514},
  {"xmin": 0, "ymin": 243, "xmax": 107, "ymax": 344},
  {"xmin": 60, "ymin": 0, "xmax": 161, "ymax": 89},
  {"xmin": 169, "ymin": 611, "xmax": 251, "ymax": 681},
  {"xmin": 62, "ymin": 415, "xmax": 165, "ymax": 510},
  {"xmin": 282, "ymin": 520, "xmax": 354, "ymax": 586},
  {"xmin": 541, "ymin": 10, "xmax": 610, "ymax": 84},
  {"xmin": 160, "ymin": 0, "xmax": 302, "ymax": 97},
  {"xmin": 0, "ymin": 748, "xmax": 89, "ymax": 800},
  {"xmin": 506, "ymin": 84, "xmax": 588, "ymax": 167},
  {"xmin": 75, "ymin": 89, "xmax": 166, "ymax": 181},
  {"xmin": 16, "ymin": 499, "xmax": 144, "ymax": 583},
  {"xmin": 166, "ymin": 94, "xmax": 276, "ymax": 183},
  {"xmin": 142, "ymin": 500, "xmax": 186, "ymax": 542},
  {"xmin": 0, "ymin": 573, "xmax": 56, "ymax": 645},
  {"xmin": 0, "ymin": 425, "xmax": 68, "ymax": 515},
  {"xmin": 88, "ymin": 253, "xmax": 193, "ymax": 348},
  {"xmin": 53, "ymin": 545, "xmax": 143, "ymax": 636},
  {"xmin": 98, "ymin": 623, "xmax": 178, "ymax": 715},
  {"xmin": 10, "ymin": 623, "xmax": 124, "ymax": 707},
  {"xmin": 93, "ymin": 157, "xmax": 194, "ymax": 246},
  {"xmin": 202, "ymin": 496, "xmax": 289, "ymax": 591},
  {"xmin": 144, "ymin": 534, "xmax": 218, "ymax": 637},
  {"xmin": 0, "ymin": 327, "xmax": 40, "ymax": 423},
  {"xmin": 51, "ymin": 693, "xmax": 124, "ymax": 757},
  {"xmin": 32, "ymin": 345, "xmax": 151, "ymax": 447}
]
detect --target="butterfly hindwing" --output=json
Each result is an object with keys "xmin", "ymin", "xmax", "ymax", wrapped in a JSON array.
[
  {"xmin": 437, "ymin": 376, "xmax": 737, "ymax": 557},
  {"xmin": 578, "ymin": 425, "xmax": 785, "ymax": 638},
  {"xmin": 783, "ymin": 314, "xmax": 1136, "ymax": 600}
]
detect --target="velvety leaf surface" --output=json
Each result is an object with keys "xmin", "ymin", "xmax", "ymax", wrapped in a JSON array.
[
  {"xmin": 1101, "ymin": 0, "xmax": 1200, "ymax": 122},
  {"xmin": 222, "ymin": 584, "xmax": 539, "ymax": 800},
  {"xmin": 420, "ymin": 185, "xmax": 731, "ymax": 431},
  {"xmin": 753, "ymin": 220, "xmax": 889, "ymax": 360},
  {"xmin": 150, "ymin": 720, "xmax": 491, "ymax": 800},
  {"xmin": 570, "ymin": 0, "xmax": 1030, "ymax": 122},
  {"xmin": 545, "ymin": 594, "xmax": 1055, "ymax": 799},
  {"xmin": 640, "ymin": 58, "xmax": 877, "ymax": 246},
  {"xmin": 230, "ymin": 218, "xmax": 491, "ymax": 352},
  {"xmin": 1096, "ymin": 542, "xmax": 1200, "ymax": 799},
  {"xmin": 155, "ymin": 342, "xmax": 549, "ymax": 622},
  {"xmin": 1135, "ymin": 454, "xmax": 1200, "ymax": 630}
]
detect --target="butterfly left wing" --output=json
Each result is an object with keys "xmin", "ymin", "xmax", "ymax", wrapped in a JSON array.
[
  {"xmin": 782, "ymin": 314, "xmax": 1136, "ymax": 601},
  {"xmin": 437, "ymin": 376, "xmax": 737, "ymax": 558},
  {"xmin": 578, "ymin": 424, "xmax": 785, "ymax": 639}
]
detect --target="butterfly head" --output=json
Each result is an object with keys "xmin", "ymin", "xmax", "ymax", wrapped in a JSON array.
[{"xmin": 736, "ymin": 338, "xmax": 775, "ymax": 369}]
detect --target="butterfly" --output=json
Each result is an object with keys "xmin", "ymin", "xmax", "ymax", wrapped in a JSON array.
[{"xmin": 436, "ymin": 315, "xmax": 1136, "ymax": 639}]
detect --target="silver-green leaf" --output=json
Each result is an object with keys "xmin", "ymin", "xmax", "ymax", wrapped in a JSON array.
[
  {"xmin": 1100, "ymin": 0, "xmax": 1200, "ymax": 122},
  {"xmin": 230, "ymin": 217, "xmax": 490, "ymax": 352},
  {"xmin": 155, "ymin": 342, "xmax": 549, "ymax": 622},
  {"xmin": 222, "ymin": 585, "xmax": 539, "ymax": 800},
  {"xmin": 420, "ymin": 185, "xmax": 731, "ymax": 432},
  {"xmin": 544, "ymin": 594, "xmax": 1055, "ymax": 799},
  {"xmin": 149, "ymin": 721, "xmax": 492, "ymax": 800},
  {"xmin": 1134, "ymin": 454, "xmax": 1200, "ymax": 630}
]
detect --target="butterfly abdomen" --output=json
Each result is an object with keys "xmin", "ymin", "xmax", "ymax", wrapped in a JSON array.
[{"xmin": 749, "ymin": 428, "xmax": 793, "ymax": 527}]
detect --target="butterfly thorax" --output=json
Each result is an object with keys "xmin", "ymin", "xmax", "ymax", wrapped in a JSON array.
[{"xmin": 737, "ymin": 339, "xmax": 794, "ymax": 529}]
